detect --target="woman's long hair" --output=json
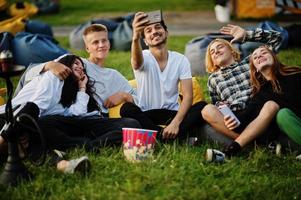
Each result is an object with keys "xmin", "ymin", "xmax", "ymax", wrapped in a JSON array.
[
  {"xmin": 58, "ymin": 55, "xmax": 100, "ymax": 112},
  {"xmin": 250, "ymin": 45, "xmax": 301, "ymax": 96},
  {"xmin": 205, "ymin": 38, "xmax": 241, "ymax": 73}
]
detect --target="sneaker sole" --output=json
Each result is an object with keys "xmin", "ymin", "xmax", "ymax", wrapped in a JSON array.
[{"xmin": 74, "ymin": 158, "xmax": 91, "ymax": 175}]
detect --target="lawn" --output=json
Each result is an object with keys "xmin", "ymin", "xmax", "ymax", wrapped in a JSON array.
[
  {"xmin": 0, "ymin": 35, "xmax": 301, "ymax": 199},
  {"xmin": 8, "ymin": 0, "xmax": 214, "ymax": 25}
]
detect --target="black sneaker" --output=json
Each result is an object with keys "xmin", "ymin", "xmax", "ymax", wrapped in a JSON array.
[{"xmin": 223, "ymin": 141, "xmax": 242, "ymax": 157}]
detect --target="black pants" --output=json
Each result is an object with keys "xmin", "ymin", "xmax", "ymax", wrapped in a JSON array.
[
  {"xmin": 120, "ymin": 101, "xmax": 207, "ymax": 140},
  {"xmin": 38, "ymin": 115, "xmax": 141, "ymax": 151}
]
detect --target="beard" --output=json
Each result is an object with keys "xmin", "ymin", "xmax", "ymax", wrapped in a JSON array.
[{"xmin": 147, "ymin": 34, "xmax": 167, "ymax": 48}]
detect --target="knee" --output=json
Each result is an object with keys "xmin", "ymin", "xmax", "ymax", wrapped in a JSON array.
[
  {"xmin": 121, "ymin": 118, "xmax": 141, "ymax": 128},
  {"xmin": 276, "ymin": 108, "xmax": 291, "ymax": 124},
  {"xmin": 263, "ymin": 101, "xmax": 280, "ymax": 113},
  {"xmin": 120, "ymin": 102, "xmax": 140, "ymax": 117},
  {"xmin": 201, "ymin": 104, "xmax": 218, "ymax": 121}
]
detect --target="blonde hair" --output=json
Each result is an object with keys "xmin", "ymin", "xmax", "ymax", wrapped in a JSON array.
[
  {"xmin": 82, "ymin": 24, "xmax": 108, "ymax": 42},
  {"xmin": 250, "ymin": 45, "xmax": 301, "ymax": 95},
  {"xmin": 205, "ymin": 38, "xmax": 241, "ymax": 73}
]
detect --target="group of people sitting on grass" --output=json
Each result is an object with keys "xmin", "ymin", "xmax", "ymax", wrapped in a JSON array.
[{"xmin": 0, "ymin": 11, "xmax": 300, "ymax": 174}]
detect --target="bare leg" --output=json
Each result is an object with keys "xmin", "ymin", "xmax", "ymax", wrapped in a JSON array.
[
  {"xmin": 201, "ymin": 104, "xmax": 239, "ymax": 139},
  {"xmin": 56, "ymin": 156, "xmax": 90, "ymax": 174},
  {"xmin": 235, "ymin": 101, "xmax": 279, "ymax": 147},
  {"xmin": 56, "ymin": 160, "xmax": 69, "ymax": 172}
]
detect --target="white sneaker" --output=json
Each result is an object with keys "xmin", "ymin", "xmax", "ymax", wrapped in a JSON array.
[
  {"xmin": 296, "ymin": 154, "xmax": 301, "ymax": 160},
  {"xmin": 268, "ymin": 142, "xmax": 282, "ymax": 157},
  {"xmin": 205, "ymin": 149, "xmax": 225, "ymax": 163},
  {"xmin": 64, "ymin": 156, "xmax": 91, "ymax": 175}
]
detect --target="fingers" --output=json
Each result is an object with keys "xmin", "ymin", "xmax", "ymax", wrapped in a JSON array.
[
  {"xmin": 133, "ymin": 12, "xmax": 148, "ymax": 27},
  {"xmin": 220, "ymin": 24, "xmax": 235, "ymax": 33},
  {"xmin": 162, "ymin": 130, "xmax": 177, "ymax": 139},
  {"xmin": 103, "ymin": 99, "xmax": 111, "ymax": 108},
  {"xmin": 58, "ymin": 67, "xmax": 72, "ymax": 80},
  {"xmin": 224, "ymin": 115, "xmax": 239, "ymax": 130}
]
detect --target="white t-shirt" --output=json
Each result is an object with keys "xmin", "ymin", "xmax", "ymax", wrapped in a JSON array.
[
  {"xmin": 134, "ymin": 50, "xmax": 192, "ymax": 111},
  {"xmin": 0, "ymin": 71, "xmax": 98, "ymax": 117},
  {"xmin": 21, "ymin": 55, "xmax": 137, "ymax": 113}
]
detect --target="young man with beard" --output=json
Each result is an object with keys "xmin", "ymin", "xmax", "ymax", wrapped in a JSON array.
[{"xmin": 120, "ymin": 12, "xmax": 207, "ymax": 141}]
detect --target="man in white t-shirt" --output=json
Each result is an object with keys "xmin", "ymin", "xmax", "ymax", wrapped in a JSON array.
[{"xmin": 120, "ymin": 12, "xmax": 207, "ymax": 140}]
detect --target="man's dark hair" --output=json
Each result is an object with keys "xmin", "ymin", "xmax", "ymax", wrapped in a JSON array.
[{"xmin": 141, "ymin": 20, "xmax": 168, "ymax": 38}]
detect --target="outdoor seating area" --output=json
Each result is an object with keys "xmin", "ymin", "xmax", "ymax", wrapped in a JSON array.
[{"xmin": 1, "ymin": 0, "xmax": 301, "ymax": 199}]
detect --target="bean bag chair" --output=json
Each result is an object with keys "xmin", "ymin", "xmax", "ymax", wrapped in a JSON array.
[
  {"xmin": 0, "ymin": 15, "xmax": 27, "ymax": 35},
  {"xmin": 25, "ymin": 20, "xmax": 53, "ymax": 37},
  {"xmin": 12, "ymin": 32, "xmax": 68, "ymax": 67},
  {"xmin": 9, "ymin": 2, "xmax": 38, "ymax": 17}
]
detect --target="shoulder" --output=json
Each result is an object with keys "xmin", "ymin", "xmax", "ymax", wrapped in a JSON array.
[{"xmin": 169, "ymin": 51, "xmax": 187, "ymax": 60}]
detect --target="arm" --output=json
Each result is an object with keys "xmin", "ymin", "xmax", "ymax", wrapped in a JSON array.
[
  {"xmin": 28, "ymin": 72, "xmax": 62, "ymax": 115},
  {"xmin": 65, "ymin": 91, "xmax": 90, "ymax": 116},
  {"xmin": 15, "ymin": 60, "xmax": 72, "ymax": 97},
  {"xmin": 163, "ymin": 79, "xmax": 193, "ymax": 139},
  {"xmin": 103, "ymin": 92, "xmax": 134, "ymax": 108},
  {"xmin": 207, "ymin": 76, "xmax": 220, "ymax": 105},
  {"xmin": 131, "ymin": 12, "xmax": 148, "ymax": 70},
  {"xmin": 43, "ymin": 61, "xmax": 72, "ymax": 80},
  {"xmin": 103, "ymin": 70, "xmax": 137, "ymax": 108},
  {"xmin": 220, "ymin": 24, "xmax": 282, "ymax": 51}
]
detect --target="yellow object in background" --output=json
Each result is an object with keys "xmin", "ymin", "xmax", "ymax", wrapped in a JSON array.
[
  {"xmin": 234, "ymin": 0, "xmax": 275, "ymax": 18},
  {"xmin": 0, "ymin": 88, "xmax": 7, "ymax": 106},
  {"xmin": 0, "ymin": 15, "xmax": 27, "ymax": 34},
  {"xmin": 9, "ymin": 2, "xmax": 38, "ymax": 17},
  {"xmin": 0, "ymin": 0, "xmax": 7, "ymax": 11}
]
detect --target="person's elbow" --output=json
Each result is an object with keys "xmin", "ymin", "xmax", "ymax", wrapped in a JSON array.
[
  {"xmin": 182, "ymin": 92, "xmax": 193, "ymax": 106},
  {"xmin": 131, "ymin": 59, "xmax": 142, "ymax": 70}
]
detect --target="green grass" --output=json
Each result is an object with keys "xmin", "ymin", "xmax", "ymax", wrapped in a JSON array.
[
  {"xmin": 8, "ymin": 0, "xmax": 214, "ymax": 25},
  {"xmin": 1, "ymin": 36, "xmax": 301, "ymax": 199}
]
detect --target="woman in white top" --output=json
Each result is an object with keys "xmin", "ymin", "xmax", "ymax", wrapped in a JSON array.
[
  {"xmin": 0, "ymin": 54, "xmax": 100, "ymax": 152},
  {"xmin": 0, "ymin": 54, "xmax": 100, "ymax": 117},
  {"xmin": 0, "ymin": 54, "xmax": 101, "ymax": 174}
]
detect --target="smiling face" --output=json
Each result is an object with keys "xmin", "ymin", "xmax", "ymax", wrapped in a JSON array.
[
  {"xmin": 143, "ymin": 22, "xmax": 168, "ymax": 47},
  {"xmin": 84, "ymin": 31, "xmax": 110, "ymax": 62},
  {"xmin": 251, "ymin": 46, "xmax": 275, "ymax": 73},
  {"xmin": 71, "ymin": 58, "xmax": 85, "ymax": 80},
  {"xmin": 209, "ymin": 41, "xmax": 236, "ymax": 68}
]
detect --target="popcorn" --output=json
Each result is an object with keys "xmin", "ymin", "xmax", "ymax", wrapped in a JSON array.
[{"xmin": 122, "ymin": 128, "xmax": 157, "ymax": 162}]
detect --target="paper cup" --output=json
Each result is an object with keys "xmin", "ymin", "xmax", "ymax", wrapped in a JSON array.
[{"xmin": 122, "ymin": 128, "xmax": 157, "ymax": 162}]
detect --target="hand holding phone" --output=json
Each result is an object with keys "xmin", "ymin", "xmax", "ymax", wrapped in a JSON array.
[
  {"xmin": 218, "ymin": 104, "xmax": 241, "ymax": 127},
  {"xmin": 145, "ymin": 10, "xmax": 162, "ymax": 25}
]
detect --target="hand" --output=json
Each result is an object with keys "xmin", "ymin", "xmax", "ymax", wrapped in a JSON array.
[
  {"xmin": 224, "ymin": 115, "xmax": 239, "ymax": 130},
  {"xmin": 45, "ymin": 61, "xmax": 72, "ymax": 80},
  {"xmin": 78, "ymin": 74, "xmax": 88, "ymax": 89},
  {"xmin": 132, "ymin": 12, "xmax": 149, "ymax": 40},
  {"xmin": 220, "ymin": 24, "xmax": 246, "ymax": 43},
  {"xmin": 103, "ymin": 92, "xmax": 124, "ymax": 108},
  {"xmin": 163, "ymin": 122, "xmax": 179, "ymax": 140}
]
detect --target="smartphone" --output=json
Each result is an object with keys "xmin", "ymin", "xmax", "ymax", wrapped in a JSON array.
[
  {"xmin": 145, "ymin": 10, "xmax": 162, "ymax": 24},
  {"xmin": 218, "ymin": 104, "xmax": 241, "ymax": 126}
]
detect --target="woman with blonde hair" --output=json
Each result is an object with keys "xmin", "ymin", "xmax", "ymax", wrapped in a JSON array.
[
  {"xmin": 206, "ymin": 45, "xmax": 301, "ymax": 162},
  {"xmin": 201, "ymin": 24, "xmax": 283, "ymax": 140}
]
